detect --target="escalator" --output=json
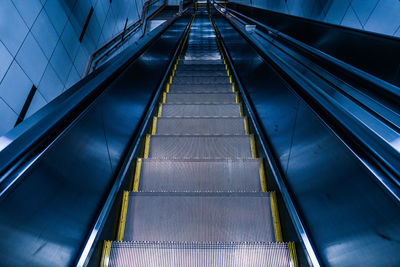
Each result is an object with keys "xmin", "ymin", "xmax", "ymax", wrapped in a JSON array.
[{"xmin": 100, "ymin": 7, "xmax": 297, "ymax": 267}]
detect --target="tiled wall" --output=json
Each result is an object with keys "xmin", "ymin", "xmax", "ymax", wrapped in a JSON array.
[
  {"xmin": 0, "ymin": 0, "xmax": 158, "ymax": 136},
  {"xmin": 229, "ymin": 0, "xmax": 400, "ymax": 38}
]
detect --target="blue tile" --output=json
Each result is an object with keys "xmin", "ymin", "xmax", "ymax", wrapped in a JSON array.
[
  {"xmin": 25, "ymin": 91, "xmax": 47, "ymax": 119},
  {"xmin": 0, "ymin": 97, "xmax": 18, "ymax": 136},
  {"xmin": 0, "ymin": 0, "xmax": 29, "ymax": 56},
  {"xmin": 309, "ymin": 0, "xmax": 326, "ymax": 20},
  {"xmin": 324, "ymin": 0, "xmax": 351, "ymax": 24},
  {"xmin": 0, "ymin": 41, "xmax": 13, "ymax": 82},
  {"xmin": 364, "ymin": 0, "xmax": 400, "ymax": 36},
  {"xmin": 61, "ymin": 21, "xmax": 80, "ymax": 60},
  {"xmin": 44, "ymin": 0, "xmax": 68, "ymax": 35},
  {"xmin": 15, "ymin": 33, "xmax": 48, "ymax": 85},
  {"xmin": 38, "ymin": 64, "xmax": 64, "ymax": 102},
  {"xmin": 50, "ymin": 41, "xmax": 73, "ymax": 84},
  {"xmin": 351, "ymin": 0, "xmax": 379, "ymax": 26},
  {"xmin": 58, "ymin": 0, "xmax": 78, "ymax": 18},
  {"xmin": 31, "ymin": 9, "xmax": 59, "ymax": 59},
  {"xmin": 12, "ymin": 0, "xmax": 43, "ymax": 28},
  {"xmin": 69, "ymin": 0, "xmax": 93, "ymax": 36},
  {"xmin": 341, "ymin": 5, "xmax": 363, "ymax": 30},
  {"xmin": 94, "ymin": 1, "xmax": 107, "ymax": 26},
  {"xmin": 65, "ymin": 65, "xmax": 81, "ymax": 90},
  {"xmin": 86, "ymin": 13, "xmax": 102, "ymax": 47},
  {"xmin": 286, "ymin": 0, "xmax": 304, "ymax": 17},
  {"xmin": 0, "ymin": 60, "xmax": 32, "ymax": 113},
  {"xmin": 74, "ymin": 45, "xmax": 89, "ymax": 76}
]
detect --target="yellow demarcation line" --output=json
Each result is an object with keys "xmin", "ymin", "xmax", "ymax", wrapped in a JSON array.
[
  {"xmin": 270, "ymin": 191, "xmax": 283, "ymax": 242},
  {"xmin": 259, "ymin": 158, "xmax": 267, "ymax": 192},
  {"xmin": 162, "ymin": 92, "xmax": 167, "ymax": 103},
  {"xmin": 151, "ymin": 116, "xmax": 158, "ymax": 134},
  {"xmin": 244, "ymin": 116, "xmax": 249, "ymax": 134},
  {"xmin": 288, "ymin": 242, "xmax": 299, "ymax": 267},
  {"xmin": 166, "ymin": 83, "xmax": 170, "ymax": 93},
  {"xmin": 239, "ymin": 103, "xmax": 244, "ymax": 116},
  {"xmin": 133, "ymin": 158, "xmax": 142, "ymax": 191},
  {"xmin": 100, "ymin": 240, "xmax": 111, "ymax": 267},
  {"xmin": 235, "ymin": 92, "xmax": 239, "ymax": 103},
  {"xmin": 232, "ymin": 84, "xmax": 235, "ymax": 92},
  {"xmin": 144, "ymin": 134, "xmax": 151, "ymax": 158},
  {"xmin": 116, "ymin": 191, "xmax": 129, "ymax": 241},
  {"xmin": 250, "ymin": 134, "xmax": 257, "ymax": 158},
  {"xmin": 157, "ymin": 104, "xmax": 162, "ymax": 116}
]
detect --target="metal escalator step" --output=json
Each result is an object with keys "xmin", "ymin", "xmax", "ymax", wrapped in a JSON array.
[
  {"xmin": 161, "ymin": 104, "xmax": 241, "ymax": 117},
  {"xmin": 165, "ymin": 93, "xmax": 236, "ymax": 104},
  {"xmin": 122, "ymin": 192, "xmax": 276, "ymax": 242},
  {"xmin": 138, "ymin": 158, "xmax": 262, "ymax": 191},
  {"xmin": 169, "ymin": 84, "xmax": 232, "ymax": 93},
  {"xmin": 106, "ymin": 241, "xmax": 294, "ymax": 267},
  {"xmin": 175, "ymin": 70, "xmax": 227, "ymax": 77},
  {"xmin": 177, "ymin": 64, "xmax": 226, "ymax": 71},
  {"xmin": 172, "ymin": 76, "xmax": 230, "ymax": 84},
  {"xmin": 146, "ymin": 135, "xmax": 253, "ymax": 158},
  {"xmin": 155, "ymin": 117, "xmax": 245, "ymax": 135},
  {"xmin": 181, "ymin": 59, "xmax": 224, "ymax": 65}
]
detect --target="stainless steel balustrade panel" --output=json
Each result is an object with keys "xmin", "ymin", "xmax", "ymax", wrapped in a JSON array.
[
  {"xmin": 155, "ymin": 117, "xmax": 245, "ymax": 135},
  {"xmin": 161, "ymin": 104, "xmax": 241, "ymax": 117},
  {"xmin": 172, "ymin": 76, "xmax": 230, "ymax": 84},
  {"xmin": 169, "ymin": 84, "xmax": 233, "ymax": 93},
  {"xmin": 147, "ymin": 135, "xmax": 253, "ymax": 158},
  {"xmin": 165, "ymin": 93, "xmax": 236, "ymax": 104},
  {"xmin": 123, "ymin": 193, "xmax": 275, "ymax": 242},
  {"xmin": 139, "ymin": 159, "xmax": 262, "ymax": 191},
  {"xmin": 108, "ymin": 242, "xmax": 291, "ymax": 267}
]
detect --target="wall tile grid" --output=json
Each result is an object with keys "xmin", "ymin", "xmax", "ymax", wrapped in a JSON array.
[
  {"xmin": 0, "ymin": 0, "xmax": 152, "ymax": 136},
  {"xmin": 230, "ymin": 0, "xmax": 400, "ymax": 38}
]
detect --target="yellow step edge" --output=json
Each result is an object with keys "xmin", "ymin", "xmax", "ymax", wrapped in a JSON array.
[
  {"xmin": 162, "ymin": 92, "xmax": 167, "ymax": 104},
  {"xmin": 157, "ymin": 104, "xmax": 162, "ymax": 117},
  {"xmin": 144, "ymin": 134, "xmax": 151, "ymax": 158},
  {"xmin": 250, "ymin": 134, "xmax": 257, "ymax": 158},
  {"xmin": 151, "ymin": 116, "xmax": 158, "ymax": 134},
  {"xmin": 116, "ymin": 191, "xmax": 129, "ymax": 241},
  {"xmin": 244, "ymin": 116, "xmax": 249, "ymax": 134},
  {"xmin": 100, "ymin": 240, "xmax": 111, "ymax": 267},
  {"xmin": 270, "ymin": 191, "xmax": 283, "ymax": 242},
  {"xmin": 166, "ymin": 83, "xmax": 170, "ymax": 93},
  {"xmin": 133, "ymin": 158, "xmax": 142, "ymax": 192},
  {"xmin": 232, "ymin": 84, "xmax": 235, "ymax": 92},
  {"xmin": 235, "ymin": 92, "xmax": 239, "ymax": 103},
  {"xmin": 288, "ymin": 242, "xmax": 299, "ymax": 267},
  {"xmin": 169, "ymin": 75, "xmax": 173, "ymax": 84},
  {"xmin": 259, "ymin": 158, "xmax": 267, "ymax": 192}
]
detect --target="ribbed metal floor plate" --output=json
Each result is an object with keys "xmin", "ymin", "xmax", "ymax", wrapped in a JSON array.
[
  {"xmin": 161, "ymin": 104, "xmax": 241, "ymax": 117},
  {"xmin": 107, "ymin": 242, "xmax": 292, "ymax": 267},
  {"xmin": 147, "ymin": 135, "xmax": 253, "ymax": 158},
  {"xmin": 138, "ymin": 159, "xmax": 262, "ymax": 191},
  {"xmin": 169, "ymin": 84, "xmax": 233, "ymax": 93},
  {"xmin": 165, "ymin": 93, "xmax": 236, "ymax": 104},
  {"xmin": 123, "ymin": 192, "xmax": 275, "ymax": 242},
  {"xmin": 155, "ymin": 117, "xmax": 246, "ymax": 135},
  {"xmin": 181, "ymin": 60, "xmax": 224, "ymax": 65}
]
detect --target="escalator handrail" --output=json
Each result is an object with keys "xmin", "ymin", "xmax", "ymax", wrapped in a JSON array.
[
  {"xmin": 75, "ymin": 9, "xmax": 195, "ymax": 266},
  {"xmin": 222, "ymin": 5, "xmax": 400, "ymax": 105},
  {"xmin": 209, "ymin": 6, "xmax": 322, "ymax": 267},
  {"xmin": 213, "ymin": 3, "xmax": 400, "ymax": 203},
  {"xmin": 0, "ymin": 13, "xmax": 183, "ymax": 198}
]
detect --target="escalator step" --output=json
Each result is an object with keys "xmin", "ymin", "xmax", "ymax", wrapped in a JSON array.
[
  {"xmin": 155, "ymin": 117, "xmax": 246, "ymax": 135},
  {"xmin": 121, "ymin": 192, "xmax": 276, "ymax": 242},
  {"xmin": 165, "ymin": 93, "xmax": 236, "ymax": 104},
  {"xmin": 137, "ymin": 158, "xmax": 263, "ymax": 192},
  {"xmin": 104, "ymin": 241, "xmax": 294, "ymax": 267},
  {"xmin": 175, "ymin": 70, "xmax": 228, "ymax": 77},
  {"xmin": 181, "ymin": 59, "xmax": 224, "ymax": 65},
  {"xmin": 146, "ymin": 135, "xmax": 254, "ymax": 159},
  {"xmin": 169, "ymin": 84, "xmax": 232, "ymax": 93},
  {"xmin": 172, "ymin": 76, "xmax": 230, "ymax": 84},
  {"xmin": 177, "ymin": 64, "xmax": 227, "ymax": 71},
  {"xmin": 160, "ymin": 104, "xmax": 241, "ymax": 117}
]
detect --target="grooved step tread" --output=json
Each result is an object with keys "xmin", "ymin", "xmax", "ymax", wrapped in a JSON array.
[
  {"xmin": 165, "ymin": 93, "xmax": 236, "ymax": 104},
  {"xmin": 160, "ymin": 104, "xmax": 241, "ymax": 117}
]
